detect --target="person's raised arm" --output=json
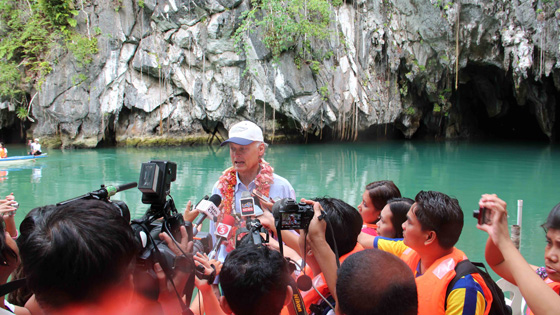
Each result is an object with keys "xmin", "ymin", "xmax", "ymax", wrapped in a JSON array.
[
  {"xmin": 478, "ymin": 194, "xmax": 560, "ymax": 315},
  {"xmin": 157, "ymin": 225, "xmax": 194, "ymax": 315},
  {"xmin": 2, "ymin": 194, "xmax": 18, "ymax": 237},
  {"xmin": 301, "ymin": 198, "xmax": 338, "ymax": 302},
  {"xmin": 192, "ymin": 252, "xmax": 226, "ymax": 315},
  {"xmin": 357, "ymin": 231, "xmax": 375, "ymax": 249}
]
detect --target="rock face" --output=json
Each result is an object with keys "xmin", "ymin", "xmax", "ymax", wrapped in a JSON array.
[{"xmin": 10, "ymin": 0, "xmax": 560, "ymax": 146}]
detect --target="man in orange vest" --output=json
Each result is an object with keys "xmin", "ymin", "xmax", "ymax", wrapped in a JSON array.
[
  {"xmin": 0, "ymin": 143, "xmax": 7, "ymax": 158},
  {"xmin": 359, "ymin": 190, "xmax": 493, "ymax": 315}
]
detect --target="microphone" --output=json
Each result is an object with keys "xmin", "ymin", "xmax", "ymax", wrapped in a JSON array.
[
  {"xmin": 56, "ymin": 182, "xmax": 138, "ymax": 206},
  {"xmin": 209, "ymin": 214, "xmax": 235, "ymax": 259},
  {"xmin": 104, "ymin": 182, "xmax": 138, "ymax": 197},
  {"xmin": 240, "ymin": 191, "xmax": 256, "ymax": 216},
  {"xmin": 193, "ymin": 194, "xmax": 222, "ymax": 231}
]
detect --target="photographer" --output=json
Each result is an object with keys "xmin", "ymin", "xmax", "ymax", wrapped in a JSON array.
[
  {"xmin": 293, "ymin": 197, "xmax": 363, "ymax": 314},
  {"xmin": 478, "ymin": 194, "xmax": 560, "ymax": 315},
  {"xmin": 17, "ymin": 199, "xmax": 192, "ymax": 315}
]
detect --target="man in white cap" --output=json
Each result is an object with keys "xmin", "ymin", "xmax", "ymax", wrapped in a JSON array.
[{"xmin": 209, "ymin": 121, "xmax": 295, "ymax": 253}]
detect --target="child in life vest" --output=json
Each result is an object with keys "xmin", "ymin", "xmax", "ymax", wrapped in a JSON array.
[
  {"xmin": 0, "ymin": 143, "xmax": 7, "ymax": 159},
  {"xmin": 479, "ymin": 194, "xmax": 560, "ymax": 315},
  {"xmin": 357, "ymin": 181, "xmax": 401, "ymax": 236}
]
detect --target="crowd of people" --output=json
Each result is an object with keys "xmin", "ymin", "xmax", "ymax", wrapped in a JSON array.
[{"xmin": 0, "ymin": 121, "xmax": 557, "ymax": 315}]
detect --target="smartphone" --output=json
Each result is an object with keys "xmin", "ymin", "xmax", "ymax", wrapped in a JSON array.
[{"xmin": 252, "ymin": 189, "xmax": 274, "ymax": 204}]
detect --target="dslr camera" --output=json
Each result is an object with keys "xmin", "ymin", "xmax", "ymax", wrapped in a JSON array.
[{"xmin": 272, "ymin": 198, "xmax": 314, "ymax": 230}]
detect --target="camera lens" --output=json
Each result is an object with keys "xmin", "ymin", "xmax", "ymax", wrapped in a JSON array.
[{"xmin": 472, "ymin": 208, "xmax": 480, "ymax": 219}]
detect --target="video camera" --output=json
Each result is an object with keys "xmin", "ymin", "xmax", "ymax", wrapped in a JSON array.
[{"xmin": 131, "ymin": 160, "xmax": 200, "ymax": 301}]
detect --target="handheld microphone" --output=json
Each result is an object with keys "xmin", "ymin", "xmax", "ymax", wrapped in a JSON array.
[
  {"xmin": 193, "ymin": 194, "xmax": 222, "ymax": 230},
  {"xmin": 209, "ymin": 214, "xmax": 235, "ymax": 259},
  {"xmin": 240, "ymin": 191, "xmax": 256, "ymax": 216}
]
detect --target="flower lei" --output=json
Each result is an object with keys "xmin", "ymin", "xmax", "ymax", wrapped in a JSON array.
[
  {"xmin": 216, "ymin": 159, "xmax": 274, "ymax": 248},
  {"xmin": 217, "ymin": 159, "xmax": 274, "ymax": 220}
]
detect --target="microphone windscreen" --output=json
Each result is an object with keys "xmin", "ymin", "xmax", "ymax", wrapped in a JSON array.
[
  {"xmin": 209, "ymin": 194, "xmax": 222, "ymax": 207},
  {"xmin": 117, "ymin": 182, "xmax": 138, "ymax": 192},
  {"xmin": 241, "ymin": 191, "xmax": 251, "ymax": 198},
  {"xmin": 297, "ymin": 275, "xmax": 313, "ymax": 291},
  {"xmin": 222, "ymin": 214, "xmax": 235, "ymax": 226}
]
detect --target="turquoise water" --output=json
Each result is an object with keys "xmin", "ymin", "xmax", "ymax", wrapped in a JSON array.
[{"xmin": 1, "ymin": 141, "xmax": 559, "ymax": 271}]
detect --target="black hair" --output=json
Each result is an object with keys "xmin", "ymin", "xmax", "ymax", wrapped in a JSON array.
[
  {"xmin": 313, "ymin": 197, "xmax": 363, "ymax": 257},
  {"xmin": 365, "ymin": 181, "xmax": 402, "ymax": 212},
  {"xmin": 387, "ymin": 197, "xmax": 414, "ymax": 239},
  {"xmin": 337, "ymin": 249, "xmax": 417, "ymax": 315},
  {"xmin": 0, "ymin": 216, "xmax": 17, "ymax": 266},
  {"xmin": 543, "ymin": 202, "xmax": 560, "ymax": 231},
  {"xmin": 220, "ymin": 244, "xmax": 290, "ymax": 315},
  {"xmin": 414, "ymin": 191, "xmax": 463, "ymax": 249},
  {"xmin": 17, "ymin": 199, "xmax": 136, "ymax": 309}
]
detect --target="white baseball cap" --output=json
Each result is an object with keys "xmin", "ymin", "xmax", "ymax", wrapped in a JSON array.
[{"xmin": 220, "ymin": 121, "xmax": 264, "ymax": 146}]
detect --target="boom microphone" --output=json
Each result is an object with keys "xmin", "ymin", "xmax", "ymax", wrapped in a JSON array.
[
  {"xmin": 193, "ymin": 194, "xmax": 222, "ymax": 231},
  {"xmin": 57, "ymin": 182, "xmax": 138, "ymax": 206}
]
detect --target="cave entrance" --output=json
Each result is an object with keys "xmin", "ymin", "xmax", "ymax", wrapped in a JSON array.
[{"xmin": 457, "ymin": 64, "xmax": 555, "ymax": 142}]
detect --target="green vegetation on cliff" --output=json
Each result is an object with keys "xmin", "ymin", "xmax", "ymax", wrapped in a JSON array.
[
  {"xmin": 0, "ymin": 0, "xmax": 98, "ymax": 112},
  {"xmin": 233, "ymin": 0, "xmax": 338, "ymax": 70}
]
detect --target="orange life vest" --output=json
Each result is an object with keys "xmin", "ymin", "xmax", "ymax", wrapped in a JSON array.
[
  {"xmin": 400, "ymin": 247, "xmax": 493, "ymax": 315},
  {"xmin": 280, "ymin": 243, "xmax": 364, "ymax": 315},
  {"xmin": 361, "ymin": 223, "xmax": 378, "ymax": 236},
  {"xmin": 527, "ymin": 278, "xmax": 560, "ymax": 315},
  {"xmin": 0, "ymin": 148, "xmax": 7, "ymax": 158}
]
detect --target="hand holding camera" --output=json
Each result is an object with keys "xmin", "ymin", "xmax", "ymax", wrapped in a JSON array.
[{"xmin": 476, "ymin": 194, "xmax": 511, "ymax": 247}]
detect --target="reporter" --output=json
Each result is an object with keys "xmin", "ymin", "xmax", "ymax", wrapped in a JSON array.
[
  {"xmin": 296, "ymin": 197, "xmax": 363, "ymax": 314},
  {"xmin": 17, "ymin": 199, "xmax": 192, "ymax": 315},
  {"xmin": 478, "ymin": 194, "xmax": 560, "ymax": 315}
]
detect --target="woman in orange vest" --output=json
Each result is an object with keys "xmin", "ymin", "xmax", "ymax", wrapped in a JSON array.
[
  {"xmin": 479, "ymin": 194, "xmax": 560, "ymax": 315},
  {"xmin": 376, "ymin": 197, "xmax": 413, "ymax": 238},
  {"xmin": 358, "ymin": 180, "xmax": 401, "ymax": 236},
  {"xmin": 0, "ymin": 143, "xmax": 7, "ymax": 158}
]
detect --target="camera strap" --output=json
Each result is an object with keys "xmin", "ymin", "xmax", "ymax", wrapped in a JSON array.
[
  {"xmin": 0, "ymin": 278, "xmax": 26, "ymax": 297},
  {"xmin": 147, "ymin": 229, "xmax": 194, "ymax": 315},
  {"xmin": 287, "ymin": 276, "xmax": 308, "ymax": 315}
]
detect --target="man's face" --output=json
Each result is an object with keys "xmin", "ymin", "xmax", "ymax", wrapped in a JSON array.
[
  {"xmin": 229, "ymin": 142, "xmax": 264, "ymax": 175},
  {"xmin": 402, "ymin": 203, "xmax": 428, "ymax": 250}
]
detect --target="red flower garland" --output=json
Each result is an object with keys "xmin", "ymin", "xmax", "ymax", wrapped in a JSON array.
[{"xmin": 217, "ymin": 159, "xmax": 274, "ymax": 221}]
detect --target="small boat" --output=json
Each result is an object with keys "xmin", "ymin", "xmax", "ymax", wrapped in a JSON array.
[{"xmin": 0, "ymin": 154, "xmax": 48, "ymax": 166}]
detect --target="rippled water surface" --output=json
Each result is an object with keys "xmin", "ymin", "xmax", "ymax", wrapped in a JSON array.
[{"xmin": 1, "ymin": 141, "xmax": 558, "ymax": 270}]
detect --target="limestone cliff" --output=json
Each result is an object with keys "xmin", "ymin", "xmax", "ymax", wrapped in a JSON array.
[{"xmin": 2, "ymin": 0, "xmax": 559, "ymax": 147}]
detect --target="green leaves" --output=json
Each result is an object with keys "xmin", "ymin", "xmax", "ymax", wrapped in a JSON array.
[
  {"xmin": 16, "ymin": 106, "xmax": 29, "ymax": 120},
  {"xmin": 234, "ymin": 0, "xmax": 334, "ymax": 68},
  {"xmin": 0, "ymin": 0, "xmax": 98, "ymax": 100}
]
